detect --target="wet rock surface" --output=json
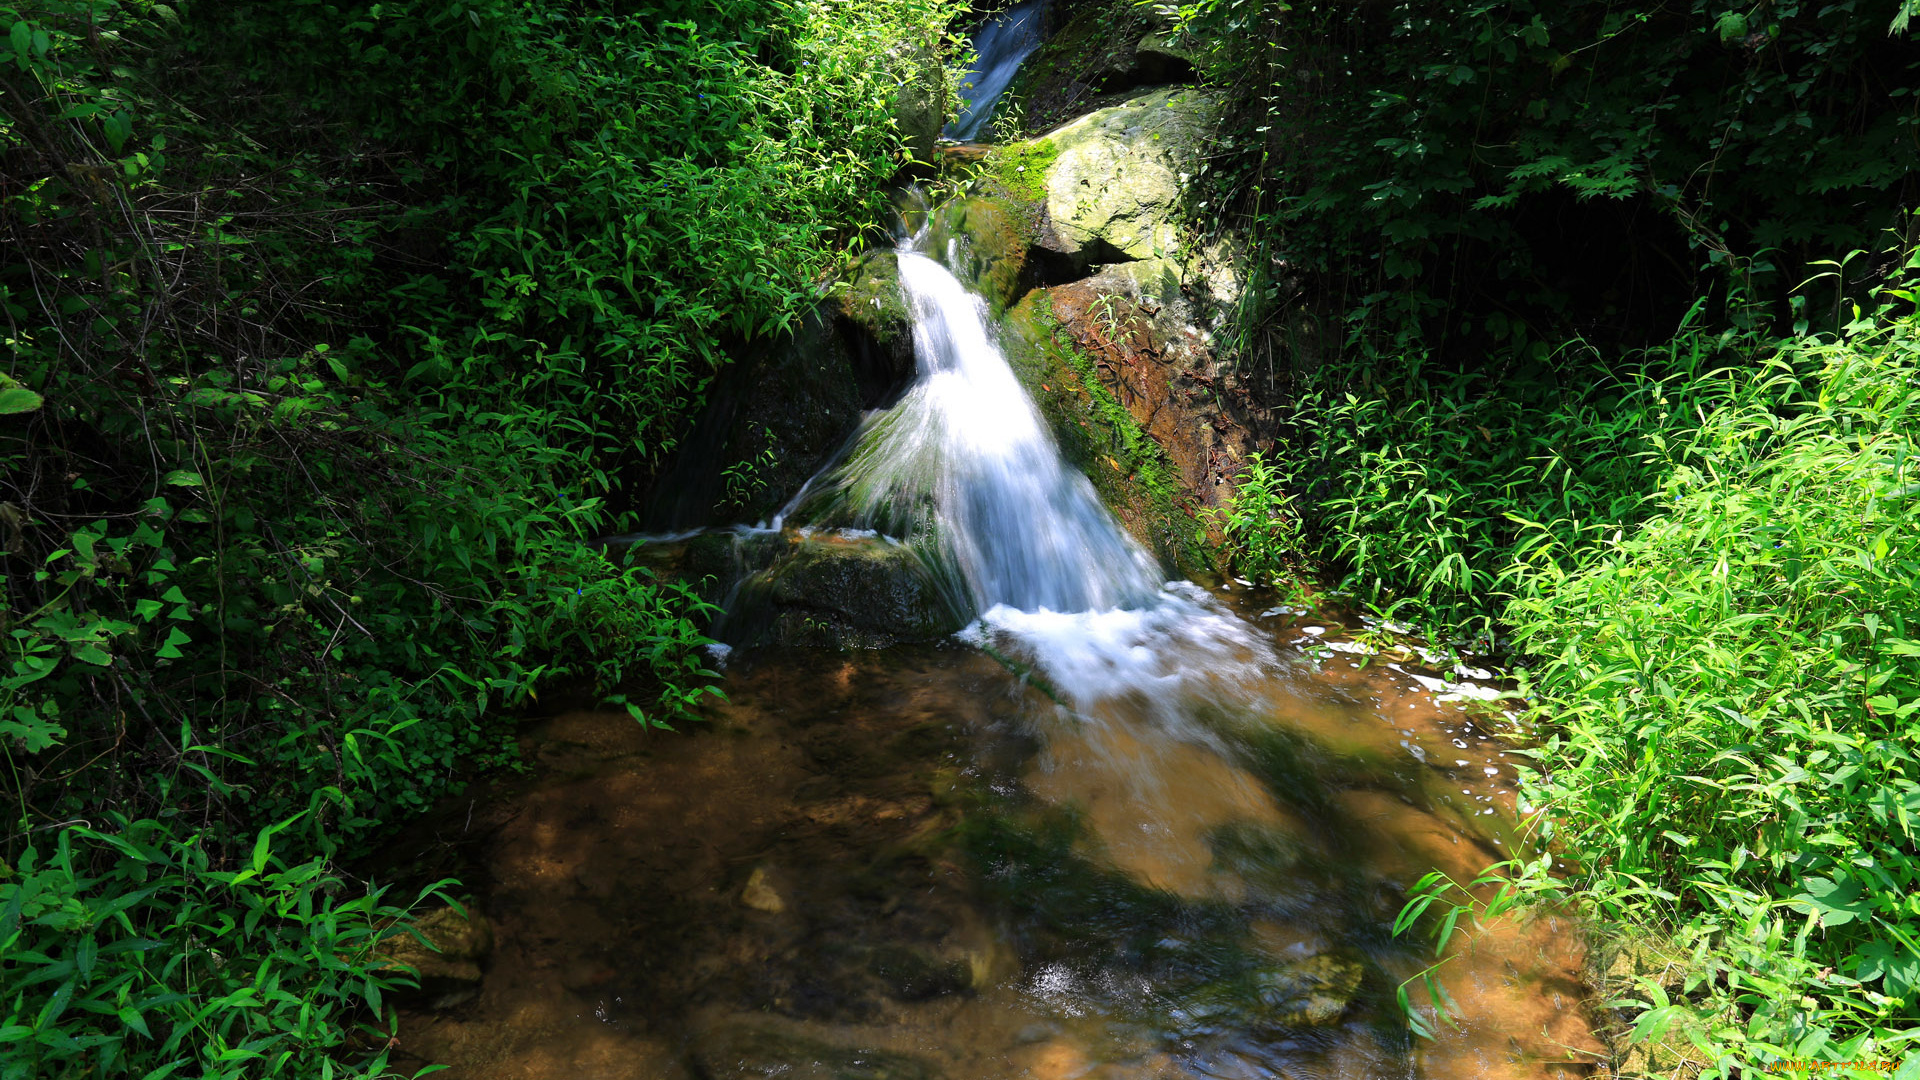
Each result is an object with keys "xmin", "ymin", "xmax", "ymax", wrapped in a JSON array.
[
  {"xmin": 692, "ymin": 1020, "xmax": 945, "ymax": 1080},
  {"xmin": 836, "ymin": 250, "xmax": 917, "ymax": 393},
  {"xmin": 379, "ymin": 904, "xmax": 494, "ymax": 1010},
  {"xmin": 745, "ymin": 531, "xmax": 966, "ymax": 649}
]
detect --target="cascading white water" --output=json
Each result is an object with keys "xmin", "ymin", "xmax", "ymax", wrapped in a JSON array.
[
  {"xmin": 945, "ymin": 0, "xmax": 1051, "ymax": 142},
  {"xmin": 800, "ymin": 249, "xmax": 1163, "ymax": 616},
  {"xmin": 792, "ymin": 232, "xmax": 1279, "ymax": 720}
]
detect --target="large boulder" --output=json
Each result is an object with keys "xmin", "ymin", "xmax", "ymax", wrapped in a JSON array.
[{"xmin": 1042, "ymin": 87, "xmax": 1222, "ymax": 264}]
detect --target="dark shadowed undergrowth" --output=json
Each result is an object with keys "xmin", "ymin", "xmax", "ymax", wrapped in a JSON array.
[{"xmin": 0, "ymin": 0, "xmax": 955, "ymax": 1074}]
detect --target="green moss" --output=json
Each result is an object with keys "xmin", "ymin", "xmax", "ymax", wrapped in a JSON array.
[
  {"xmin": 999, "ymin": 292, "xmax": 1208, "ymax": 574},
  {"xmin": 926, "ymin": 195, "xmax": 1034, "ymax": 311},
  {"xmin": 838, "ymin": 250, "xmax": 911, "ymax": 346},
  {"xmin": 984, "ymin": 138, "xmax": 1058, "ymax": 204}
]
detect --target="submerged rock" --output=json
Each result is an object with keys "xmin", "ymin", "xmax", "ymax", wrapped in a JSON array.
[
  {"xmin": 1174, "ymin": 953, "xmax": 1363, "ymax": 1039},
  {"xmin": 691, "ymin": 1021, "xmax": 943, "ymax": 1080},
  {"xmin": 1246, "ymin": 953, "xmax": 1364, "ymax": 1029},
  {"xmin": 377, "ymin": 904, "xmax": 492, "ymax": 1009},
  {"xmin": 741, "ymin": 866, "xmax": 787, "ymax": 913},
  {"xmin": 865, "ymin": 943, "xmax": 972, "ymax": 1001}
]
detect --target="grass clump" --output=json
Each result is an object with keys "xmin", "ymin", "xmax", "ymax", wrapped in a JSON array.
[
  {"xmin": 1228, "ymin": 262, "xmax": 1920, "ymax": 1069},
  {"xmin": 1495, "ymin": 311, "xmax": 1920, "ymax": 1073},
  {"xmin": 985, "ymin": 138, "xmax": 1059, "ymax": 203}
]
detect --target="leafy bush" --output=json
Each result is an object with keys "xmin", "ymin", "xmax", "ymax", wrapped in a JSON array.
[
  {"xmin": 1169, "ymin": 0, "xmax": 1919, "ymax": 351},
  {"xmin": 1242, "ymin": 319, "xmax": 1777, "ymax": 633},
  {"xmin": 1205, "ymin": 451, "xmax": 1300, "ymax": 584},
  {"xmin": 1495, "ymin": 303, "xmax": 1920, "ymax": 1073},
  {"xmin": 2, "ymin": 0, "xmax": 957, "ymax": 1072},
  {"xmin": 1, "ymin": 819, "xmax": 443, "ymax": 1079}
]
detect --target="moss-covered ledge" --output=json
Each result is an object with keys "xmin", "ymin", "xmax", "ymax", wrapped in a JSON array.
[{"xmin": 999, "ymin": 290, "xmax": 1212, "ymax": 576}]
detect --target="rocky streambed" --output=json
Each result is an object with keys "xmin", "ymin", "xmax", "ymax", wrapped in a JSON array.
[{"xmin": 378, "ymin": 590, "xmax": 1602, "ymax": 1080}]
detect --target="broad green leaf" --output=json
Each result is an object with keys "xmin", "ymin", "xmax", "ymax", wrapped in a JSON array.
[{"xmin": 0, "ymin": 387, "xmax": 43, "ymax": 414}]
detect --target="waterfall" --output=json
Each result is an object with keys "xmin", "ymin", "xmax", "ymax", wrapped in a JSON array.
[
  {"xmin": 787, "ymin": 224, "xmax": 1277, "ymax": 722},
  {"xmin": 797, "ymin": 248, "xmax": 1163, "ymax": 616},
  {"xmin": 945, "ymin": 0, "xmax": 1051, "ymax": 143}
]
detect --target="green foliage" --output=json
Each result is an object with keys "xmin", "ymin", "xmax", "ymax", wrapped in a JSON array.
[
  {"xmin": 0, "ymin": 818, "xmax": 443, "ymax": 1079},
  {"xmin": 1, "ymin": 0, "xmax": 954, "ymax": 1072},
  {"xmin": 1169, "ymin": 0, "xmax": 1919, "ymax": 349},
  {"xmin": 1242, "ymin": 318, "xmax": 1773, "ymax": 632},
  {"xmin": 1364, "ymin": 257, "xmax": 1920, "ymax": 1070},
  {"xmin": 1204, "ymin": 451, "xmax": 1300, "ymax": 584},
  {"xmin": 1491, "ymin": 308, "xmax": 1920, "ymax": 1072}
]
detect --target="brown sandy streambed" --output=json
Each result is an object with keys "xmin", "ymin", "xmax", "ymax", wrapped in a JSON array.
[{"xmin": 386, "ymin": 588, "xmax": 1601, "ymax": 1080}]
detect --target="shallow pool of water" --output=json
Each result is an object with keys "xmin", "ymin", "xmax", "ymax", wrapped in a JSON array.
[{"xmin": 388, "ymin": 586, "xmax": 1601, "ymax": 1080}]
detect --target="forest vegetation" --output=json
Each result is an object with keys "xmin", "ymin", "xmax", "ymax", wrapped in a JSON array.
[
  {"xmin": 1169, "ymin": 0, "xmax": 1920, "ymax": 1072},
  {"xmin": 1, "ymin": 0, "xmax": 1917, "ymax": 1075}
]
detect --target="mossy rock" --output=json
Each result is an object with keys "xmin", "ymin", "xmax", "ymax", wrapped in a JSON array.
[
  {"xmin": 998, "ymin": 0, "xmax": 1192, "ymax": 134},
  {"xmin": 926, "ymin": 194, "xmax": 1038, "ymax": 311},
  {"xmin": 1042, "ymin": 87, "xmax": 1221, "ymax": 263},
  {"xmin": 691, "ymin": 1021, "xmax": 943, "ymax": 1080},
  {"xmin": 837, "ymin": 251, "xmax": 916, "ymax": 385},
  {"xmin": 746, "ymin": 532, "xmax": 966, "ymax": 648},
  {"xmin": 892, "ymin": 42, "xmax": 948, "ymax": 165},
  {"xmin": 998, "ymin": 290, "xmax": 1206, "ymax": 575}
]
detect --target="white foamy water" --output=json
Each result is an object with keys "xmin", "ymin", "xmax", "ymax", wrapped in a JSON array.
[
  {"xmin": 800, "ymin": 249, "xmax": 1164, "ymax": 618},
  {"xmin": 964, "ymin": 582, "xmax": 1273, "ymax": 706},
  {"xmin": 783, "ymin": 232, "xmax": 1291, "ymax": 731}
]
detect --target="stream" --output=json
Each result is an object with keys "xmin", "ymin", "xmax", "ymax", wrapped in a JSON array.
[{"xmin": 388, "ymin": 217, "xmax": 1604, "ymax": 1078}]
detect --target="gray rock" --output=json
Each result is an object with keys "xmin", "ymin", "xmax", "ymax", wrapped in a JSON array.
[{"xmin": 1041, "ymin": 87, "xmax": 1221, "ymax": 263}]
